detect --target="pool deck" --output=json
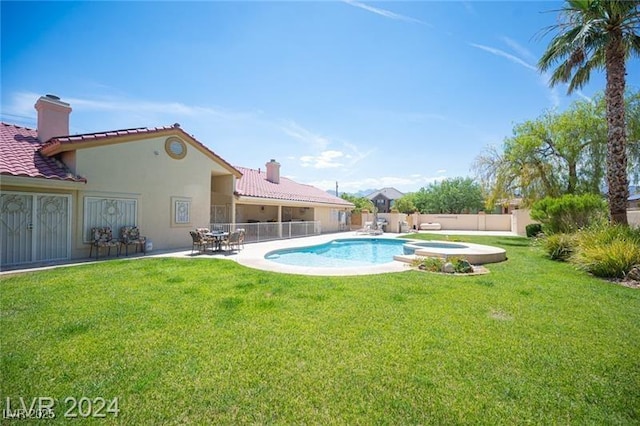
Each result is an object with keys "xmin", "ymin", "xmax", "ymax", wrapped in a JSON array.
[{"xmin": 1, "ymin": 230, "xmax": 518, "ymax": 277}]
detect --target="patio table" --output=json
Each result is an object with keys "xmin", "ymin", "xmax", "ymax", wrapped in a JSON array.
[{"xmin": 204, "ymin": 231, "xmax": 228, "ymax": 251}]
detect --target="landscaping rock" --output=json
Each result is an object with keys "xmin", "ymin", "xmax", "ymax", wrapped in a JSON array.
[
  {"xmin": 628, "ymin": 265, "xmax": 640, "ymax": 282},
  {"xmin": 443, "ymin": 262, "xmax": 455, "ymax": 274},
  {"xmin": 457, "ymin": 260, "xmax": 474, "ymax": 274}
]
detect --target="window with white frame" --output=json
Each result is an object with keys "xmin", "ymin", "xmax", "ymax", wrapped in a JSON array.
[{"xmin": 83, "ymin": 197, "xmax": 137, "ymax": 242}]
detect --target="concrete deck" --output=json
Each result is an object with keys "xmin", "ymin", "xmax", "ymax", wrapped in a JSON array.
[{"xmin": 1, "ymin": 230, "xmax": 519, "ymax": 277}]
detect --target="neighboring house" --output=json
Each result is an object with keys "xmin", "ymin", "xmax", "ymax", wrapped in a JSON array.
[
  {"xmin": 366, "ymin": 187, "xmax": 404, "ymax": 213},
  {"xmin": 0, "ymin": 94, "xmax": 352, "ymax": 267},
  {"xmin": 496, "ymin": 198, "xmax": 523, "ymax": 214}
]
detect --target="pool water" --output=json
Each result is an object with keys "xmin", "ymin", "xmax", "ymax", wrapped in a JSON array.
[
  {"xmin": 406, "ymin": 241, "xmax": 467, "ymax": 249},
  {"xmin": 265, "ymin": 238, "xmax": 409, "ymax": 267}
]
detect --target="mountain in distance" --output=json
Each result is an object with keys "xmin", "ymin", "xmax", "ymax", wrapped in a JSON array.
[{"xmin": 326, "ymin": 188, "xmax": 378, "ymax": 198}]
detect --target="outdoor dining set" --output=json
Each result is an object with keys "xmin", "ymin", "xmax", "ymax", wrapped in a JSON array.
[{"xmin": 189, "ymin": 227, "xmax": 245, "ymax": 254}]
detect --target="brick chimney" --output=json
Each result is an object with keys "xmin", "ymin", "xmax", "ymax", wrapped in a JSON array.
[
  {"xmin": 266, "ymin": 159, "xmax": 280, "ymax": 184},
  {"xmin": 35, "ymin": 94, "xmax": 72, "ymax": 142}
]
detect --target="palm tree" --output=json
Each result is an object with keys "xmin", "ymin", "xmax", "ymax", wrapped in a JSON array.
[{"xmin": 538, "ymin": 0, "xmax": 640, "ymax": 225}]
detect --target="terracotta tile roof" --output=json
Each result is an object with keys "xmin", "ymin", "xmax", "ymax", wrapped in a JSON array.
[
  {"xmin": 0, "ymin": 123, "xmax": 86, "ymax": 182},
  {"xmin": 235, "ymin": 166, "xmax": 353, "ymax": 207},
  {"xmin": 39, "ymin": 124, "xmax": 241, "ymax": 178},
  {"xmin": 40, "ymin": 125, "xmax": 175, "ymax": 149}
]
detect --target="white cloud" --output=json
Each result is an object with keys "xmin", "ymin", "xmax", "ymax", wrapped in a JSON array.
[
  {"xmin": 278, "ymin": 119, "xmax": 375, "ymax": 172},
  {"xmin": 300, "ymin": 150, "xmax": 345, "ymax": 169},
  {"xmin": 313, "ymin": 174, "xmax": 447, "ymax": 193},
  {"xmin": 500, "ymin": 37, "xmax": 537, "ymax": 63},
  {"xmin": 575, "ymin": 90, "xmax": 594, "ymax": 104},
  {"xmin": 461, "ymin": 1, "xmax": 475, "ymax": 14},
  {"xmin": 279, "ymin": 120, "xmax": 331, "ymax": 151},
  {"xmin": 469, "ymin": 43, "xmax": 537, "ymax": 71},
  {"xmin": 342, "ymin": 0, "xmax": 426, "ymax": 25},
  {"xmin": 5, "ymin": 91, "xmax": 256, "ymax": 121},
  {"xmin": 469, "ymin": 41, "xmax": 560, "ymax": 108}
]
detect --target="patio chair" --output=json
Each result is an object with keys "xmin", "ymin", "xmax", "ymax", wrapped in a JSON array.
[
  {"xmin": 119, "ymin": 226, "xmax": 146, "ymax": 256},
  {"xmin": 224, "ymin": 229, "xmax": 245, "ymax": 251},
  {"xmin": 196, "ymin": 227, "xmax": 217, "ymax": 249},
  {"xmin": 190, "ymin": 230, "xmax": 210, "ymax": 254},
  {"xmin": 236, "ymin": 228, "xmax": 245, "ymax": 249},
  {"xmin": 89, "ymin": 227, "xmax": 120, "ymax": 259}
]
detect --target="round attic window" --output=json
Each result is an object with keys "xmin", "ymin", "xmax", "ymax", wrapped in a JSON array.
[{"xmin": 165, "ymin": 137, "xmax": 187, "ymax": 159}]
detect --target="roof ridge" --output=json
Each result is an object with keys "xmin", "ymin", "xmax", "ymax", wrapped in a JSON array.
[
  {"xmin": 2, "ymin": 122, "xmax": 36, "ymax": 132},
  {"xmin": 58, "ymin": 125, "xmax": 165, "ymax": 138}
]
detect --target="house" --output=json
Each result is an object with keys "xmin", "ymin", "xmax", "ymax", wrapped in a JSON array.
[
  {"xmin": 234, "ymin": 162, "xmax": 352, "ymax": 227},
  {"xmin": 0, "ymin": 94, "xmax": 352, "ymax": 268},
  {"xmin": 365, "ymin": 187, "xmax": 404, "ymax": 213}
]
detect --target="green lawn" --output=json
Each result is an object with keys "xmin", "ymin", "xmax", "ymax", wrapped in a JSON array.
[{"xmin": 1, "ymin": 234, "xmax": 639, "ymax": 424}]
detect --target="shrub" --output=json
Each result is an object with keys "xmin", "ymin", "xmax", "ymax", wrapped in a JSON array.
[
  {"xmin": 412, "ymin": 256, "xmax": 475, "ymax": 274},
  {"xmin": 411, "ymin": 257, "xmax": 445, "ymax": 272},
  {"xmin": 530, "ymin": 194, "xmax": 607, "ymax": 234},
  {"xmin": 526, "ymin": 223, "xmax": 543, "ymax": 238},
  {"xmin": 448, "ymin": 256, "xmax": 474, "ymax": 273},
  {"xmin": 572, "ymin": 224, "xmax": 640, "ymax": 278},
  {"xmin": 539, "ymin": 233, "xmax": 576, "ymax": 261}
]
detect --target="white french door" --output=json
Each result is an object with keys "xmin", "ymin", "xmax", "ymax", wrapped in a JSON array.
[{"xmin": 1, "ymin": 192, "xmax": 71, "ymax": 266}]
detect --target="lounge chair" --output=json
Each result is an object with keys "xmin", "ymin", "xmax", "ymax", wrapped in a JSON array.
[
  {"xmin": 355, "ymin": 221, "xmax": 383, "ymax": 235},
  {"xmin": 356, "ymin": 221, "xmax": 373, "ymax": 234}
]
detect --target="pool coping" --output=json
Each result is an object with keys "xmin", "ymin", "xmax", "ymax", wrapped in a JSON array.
[{"xmin": 236, "ymin": 232, "xmax": 413, "ymax": 276}]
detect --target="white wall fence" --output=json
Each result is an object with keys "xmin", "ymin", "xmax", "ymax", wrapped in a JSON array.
[
  {"xmin": 211, "ymin": 210, "xmax": 638, "ymax": 242},
  {"xmin": 359, "ymin": 209, "xmax": 640, "ymax": 236},
  {"xmin": 358, "ymin": 210, "xmax": 537, "ymax": 236},
  {"xmin": 209, "ymin": 221, "xmax": 321, "ymax": 244}
]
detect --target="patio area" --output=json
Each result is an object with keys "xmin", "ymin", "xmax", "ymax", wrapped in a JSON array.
[{"xmin": 0, "ymin": 229, "xmax": 518, "ymax": 277}]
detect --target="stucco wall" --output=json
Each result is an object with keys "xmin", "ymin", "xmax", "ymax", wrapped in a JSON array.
[
  {"xmin": 236, "ymin": 205, "xmax": 279, "ymax": 223},
  {"xmin": 629, "ymin": 210, "xmax": 640, "ymax": 227},
  {"xmin": 314, "ymin": 207, "xmax": 349, "ymax": 233},
  {"xmin": 73, "ymin": 135, "xmax": 220, "ymax": 255},
  {"xmin": 415, "ymin": 213, "xmax": 512, "ymax": 231}
]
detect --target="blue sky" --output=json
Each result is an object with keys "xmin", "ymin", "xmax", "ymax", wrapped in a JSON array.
[{"xmin": 2, "ymin": 1, "xmax": 638, "ymax": 194}]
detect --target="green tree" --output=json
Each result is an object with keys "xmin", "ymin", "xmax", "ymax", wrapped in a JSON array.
[
  {"xmin": 538, "ymin": 0, "xmax": 640, "ymax": 225},
  {"xmin": 473, "ymin": 93, "xmax": 639, "ymax": 208},
  {"xmin": 474, "ymin": 98, "xmax": 604, "ymax": 207},
  {"xmin": 340, "ymin": 194, "xmax": 374, "ymax": 213},
  {"xmin": 414, "ymin": 178, "xmax": 484, "ymax": 214},
  {"xmin": 393, "ymin": 194, "xmax": 417, "ymax": 214}
]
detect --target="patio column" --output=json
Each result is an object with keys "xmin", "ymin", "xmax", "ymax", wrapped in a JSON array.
[
  {"xmin": 277, "ymin": 205, "xmax": 282, "ymax": 238},
  {"xmin": 230, "ymin": 200, "xmax": 237, "ymax": 230}
]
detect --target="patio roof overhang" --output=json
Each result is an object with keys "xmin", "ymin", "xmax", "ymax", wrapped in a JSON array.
[{"xmin": 234, "ymin": 195, "xmax": 353, "ymax": 209}]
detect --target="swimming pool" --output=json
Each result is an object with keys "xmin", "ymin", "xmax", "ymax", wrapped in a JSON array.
[{"xmin": 265, "ymin": 238, "xmax": 409, "ymax": 267}]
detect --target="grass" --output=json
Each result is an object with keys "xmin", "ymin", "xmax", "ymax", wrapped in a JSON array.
[{"xmin": 1, "ymin": 233, "xmax": 639, "ymax": 424}]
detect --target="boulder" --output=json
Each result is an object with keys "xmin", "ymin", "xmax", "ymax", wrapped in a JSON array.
[
  {"xmin": 457, "ymin": 260, "xmax": 474, "ymax": 274},
  {"xmin": 443, "ymin": 262, "xmax": 455, "ymax": 274},
  {"xmin": 628, "ymin": 265, "xmax": 640, "ymax": 281}
]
